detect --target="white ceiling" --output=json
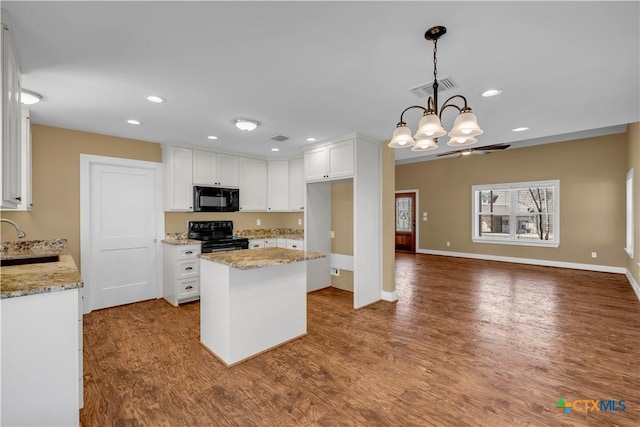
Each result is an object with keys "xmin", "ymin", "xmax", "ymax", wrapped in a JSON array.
[{"xmin": 3, "ymin": 1, "xmax": 639, "ymax": 163}]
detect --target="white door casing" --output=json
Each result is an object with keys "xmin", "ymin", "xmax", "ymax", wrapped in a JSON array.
[{"xmin": 80, "ymin": 154, "xmax": 163, "ymax": 313}]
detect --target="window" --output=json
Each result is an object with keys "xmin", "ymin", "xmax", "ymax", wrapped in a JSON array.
[
  {"xmin": 626, "ymin": 169, "xmax": 634, "ymax": 258},
  {"xmin": 472, "ymin": 180, "xmax": 560, "ymax": 247}
]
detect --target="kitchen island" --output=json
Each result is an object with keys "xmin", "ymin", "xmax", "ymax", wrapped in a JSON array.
[
  {"xmin": 1, "ymin": 239, "xmax": 83, "ymax": 427},
  {"xmin": 199, "ymin": 247, "xmax": 325, "ymax": 366}
]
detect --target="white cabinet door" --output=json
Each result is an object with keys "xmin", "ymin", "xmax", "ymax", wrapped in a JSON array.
[
  {"xmin": 304, "ymin": 146, "xmax": 327, "ymax": 181},
  {"xmin": 217, "ymin": 154, "xmax": 239, "ymax": 187},
  {"xmin": 248, "ymin": 239, "xmax": 264, "ymax": 249},
  {"xmin": 327, "ymin": 140, "xmax": 354, "ymax": 179},
  {"xmin": 277, "ymin": 238, "xmax": 287, "ymax": 248},
  {"xmin": 289, "ymin": 158, "xmax": 304, "ymax": 211},
  {"xmin": 239, "ymin": 158, "xmax": 267, "ymax": 211},
  {"xmin": 264, "ymin": 238, "xmax": 278, "ymax": 248},
  {"xmin": 163, "ymin": 146, "xmax": 193, "ymax": 211},
  {"xmin": 303, "ymin": 140, "xmax": 354, "ymax": 182},
  {"xmin": 1, "ymin": 18, "xmax": 22, "ymax": 209},
  {"xmin": 192, "ymin": 150, "xmax": 216, "ymax": 185},
  {"xmin": 267, "ymin": 160, "xmax": 289, "ymax": 211},
  {"xmin": 286, "ymin": 239, "xmax": 304, "ymax": 250},
  {"xmin": 193, "ymin": 151, "xmax": 239, "ymax": 187}
]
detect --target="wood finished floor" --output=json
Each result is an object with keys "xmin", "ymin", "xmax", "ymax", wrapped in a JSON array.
[{"xmin": 80, "ymin": 254, "xmax": 640, "ymax": 426}]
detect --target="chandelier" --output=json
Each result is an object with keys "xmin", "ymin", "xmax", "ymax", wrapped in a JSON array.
[{"xmin": 389, "ymin": 26, "xmax": 483, "ymax": 151}]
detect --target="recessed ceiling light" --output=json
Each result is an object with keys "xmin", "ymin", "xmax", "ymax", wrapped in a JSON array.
[
  {"xmin": 481, "ymin": 89, "xmax": 502, "ymax": 97},
  {"xmin": 21, "ymin": 89, "xmax": 42, "ymax": 105},
  {"xmin": 271, "ymin": 148, "xmax": 280, "ymax": 152},
  {"xmin": 127, "ymin": 119, "xmax": 141, "ymax": 125},
  {"xmin": 234, "ymin": 119, "xmax": 259, "ymax": 132},
  {"xmin": 207, "ymin": 135, "xmax": 218, "ymax": 140},
  {"xmin": 512, "ymin": 126, "xmax": 530, "ymax": 132},
  {"xmin": 306, "ymin": 137, "xmax": 317, "ymax": 142},
  {"xmin": 146, "ymin": 95, "xmax": 166, "ymax": 103}
]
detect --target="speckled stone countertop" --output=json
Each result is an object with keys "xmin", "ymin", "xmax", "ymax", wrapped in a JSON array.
[
  {"xmin": 161, "ymin": 238, "xmax": 202, "ymax": 246},
  {"xmin": 1, "ymin": 239, "xmax": 84, "ymax": 299},
  {"xmin": 235, "ymin": 228, "xmax": 304, "ymax": 240},
  {"xmin": 200, "ymin": 247, "xmax": 324, "ymax": 270}
]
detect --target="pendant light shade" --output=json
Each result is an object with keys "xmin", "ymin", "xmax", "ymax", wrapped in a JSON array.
[
  {"xmin": 446, "ymin": 136, "xmax": 478, "ymax": 147},
  {"xmin": 414, "ymin": 112, "xmax": 447, "ymax": 140},
  {"xmin": 388, "ymin": 125, "xmax": 415, "ymax": 148},
  {"xmin": 411, "ymin": 138, "xmax": 438, "ymax": 151},
  {"xmin": 447, "ymin": 110, "xmax": 483, "ymax": 138}
]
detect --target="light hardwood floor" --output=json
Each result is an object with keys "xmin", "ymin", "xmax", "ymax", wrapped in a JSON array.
[{"xmin": 80, "ymin": 253, "xmax": 640, "ymax": 426}]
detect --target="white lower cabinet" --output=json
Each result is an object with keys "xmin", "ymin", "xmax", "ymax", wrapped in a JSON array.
[
  {"xmin": 1, "ymin": 288, "xmax": 82, "ymax": 426},
  {"xmin": 163, "ymin": 243, "xmax": 201, "ymax": 306},
  {"xmin": 286, "ymin": 239, "xmax": 304, "ymax": 250},
  {"xmin": 248, "ymin": 239, "xmax": 265, "ymax": 249}
]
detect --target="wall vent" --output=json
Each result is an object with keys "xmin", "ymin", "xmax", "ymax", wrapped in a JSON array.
[
  {"xmin": 267, "ymin": 135, "xmax": 289, "ymax": 142},
  {"xmin": 409, "ymin": 76, "xmax": 457, "ymax": 99}
]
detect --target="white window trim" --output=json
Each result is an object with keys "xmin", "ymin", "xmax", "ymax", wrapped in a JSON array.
[
  {"xmin": 625, "ymin": 169, "xmax": 634, "ymax": 258},
  {"xmin": 471, "ymin": 180, "xmax": 560, "ymax": 248}
]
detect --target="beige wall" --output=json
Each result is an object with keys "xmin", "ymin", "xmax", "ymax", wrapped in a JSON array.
[
  {"xmin": 1, "ymin": 125, "xmax": 162, "ymax": 269},
  {"xmin": 381, "ymin": 143, "xmax": 396, "ymax": 293},
  {"xmin": 627, "ymin": 122, "xmax": 640, "ymax": 286},
  {"xmin": 330, "ymin": 180, "xmax": 354, "ymax": 291},
  {"xmin": 165, "ymin": 212, "xmax": 302, "ymax": 235},
  {"xmin": 396, "ymin": 132, "xmax": 627, "ymax": 267}
]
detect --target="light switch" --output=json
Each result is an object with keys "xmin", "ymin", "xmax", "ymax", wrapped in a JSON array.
[
  {"xmin": 331, "ymin": 230, "xmax": 335, "ymax": 238},
  {"xmin": 298, "ymin": 218, "xmax": 302, "ymax": 226},
  {"xmin": 256, "ymin": 219, "xmax": 261, "ymax": 226}
]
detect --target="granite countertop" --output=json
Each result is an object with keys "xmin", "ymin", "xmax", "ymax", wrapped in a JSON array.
[
  {"xmin": 235, "ymin": 228, "xmax": 304, "ymax": 240},
  {"xmin": 1, "ymin": 239, "xmax": 84, "ymax": 299},
  {"xmin": 200, "ymin": 247, "xmax": 325, "ymax": 270},
  {"xmin": 161, "ymin": 238, "xmax": 202, "ymax": 246}
]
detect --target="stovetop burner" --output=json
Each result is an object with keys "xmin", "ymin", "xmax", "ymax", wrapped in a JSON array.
[{"xmin": 187, "ymin": 220, "xmax": 248, "ymax": 253}]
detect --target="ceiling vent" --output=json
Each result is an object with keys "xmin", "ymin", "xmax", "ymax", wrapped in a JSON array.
[
  {"xmin": 267, "ymin": 135, "xmax": 289, "ymax": 142},
  {"xmin": 409, "ymin": 76, "xmax": 457, "ymax": 99}
]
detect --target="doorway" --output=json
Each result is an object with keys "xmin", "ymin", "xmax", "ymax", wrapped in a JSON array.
[
  {"xmin": 80, "ymin": 154, "xmax": 163, "ymax": 313},
  {"xmin": 395, "ymin": 191, "xmax": 416, "ymax": 252}
]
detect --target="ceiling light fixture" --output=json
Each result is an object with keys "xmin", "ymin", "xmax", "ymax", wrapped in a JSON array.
[
  {"xmin": 21, "ymin": 89, "xmax": 42, "ymax": 105},
  {"xmin": 146, "ymin": 95, "xmax": 166, "ymax": 103},
  {"xmin": 234, "ymin": 119, "xmax": 259, "ymax": 132},
  {"xmin": 127, "ymin": 119, "xmax": 141, "ymax": 125},
  {"xmin": 271, "ymin": 148, "xmax": 280, "ymax": 152},
  {"xmin": 207, "ymin": 135, "xmax": 218, "ymax": 140},
  {"xmin": 512, "ymin": 126, "xmax": 530, "ymax": 132},
  {"xmin": 389, "ymin": 26, "xmax": 483, "ymax": 152},
  {"xmin": 481, "ymin": 89, "xmax": 502, "ymax": 97},
  {"xmin": 306, "ymin": 137, "xmax": 316, "ymax": 142}
]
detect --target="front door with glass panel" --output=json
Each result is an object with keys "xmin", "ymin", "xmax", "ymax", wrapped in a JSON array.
[{"xmin": 395, "ymin": 192, "xmax": 416, "ymax": 252}]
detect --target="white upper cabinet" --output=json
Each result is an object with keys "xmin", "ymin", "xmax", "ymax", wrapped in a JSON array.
[
  {"xmin": 238, "ymin": 157, "xmax": 267, "ymax": 211},
  {"xmin": 192, "ymin": 150, "xmax": 239, "ymax": 187},
  {"xmin": 304, "ymin": 139, "xmax": 354, "ymax": 182},
  {"xmin": 163, "ymin": 146, "xmax": 193, "ymax": 211},
  {"xmin": 1, "ymin": 12, "xmax": 22, "ymax": 209},
  {"xmin": 267, "ymin": 160, "xmax": 289, "ymax": 211},
  {"xmin": 289, "ymin": 157, "xmax": 304, "ymax": 211}
]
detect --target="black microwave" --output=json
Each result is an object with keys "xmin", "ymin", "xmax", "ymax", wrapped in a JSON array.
[{"xmin": 193, "ymin": 186, "xmax": 240, "ymax": 212}]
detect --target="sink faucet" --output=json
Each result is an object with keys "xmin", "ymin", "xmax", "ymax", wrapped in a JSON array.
[{"xmin": 0, "ymin": 218, "xmax": 27, "ymax": 239}]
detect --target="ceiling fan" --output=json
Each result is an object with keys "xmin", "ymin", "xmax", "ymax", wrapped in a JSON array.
[{"xmin": 436, "ymin": 143, "xmax": 511, "ymax": 158}]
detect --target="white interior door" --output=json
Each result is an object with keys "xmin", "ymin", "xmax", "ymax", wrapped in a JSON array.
[{"xmin": 83, "ymin": 157, "xmax": 161, "ymax": 311}]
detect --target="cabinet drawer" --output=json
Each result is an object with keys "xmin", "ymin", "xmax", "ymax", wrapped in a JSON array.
[
  {"xmin": 176, "ymin": 259, "xmax": 199, "ymax": 278},
  {"xmin": 286, "ymin": 240, "xmax": 303, "ymax": 250},
  {"xmin": 177, "ymin": 245, "xmax": 201, "ymax": 260},
  {"xmin": 178, "ymin": 278, "xmax": 199, "ymax": 300},
  {"xmin": 249, "ymin": 240, "xmax": 264, "ymax": 249}
]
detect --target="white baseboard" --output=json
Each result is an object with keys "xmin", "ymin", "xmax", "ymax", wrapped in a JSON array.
[
  {"xmin": 381, "ymin": 290, "xmax": 398, "ymax": 302},
  {"xmin": 416, "ymin": 248, "xmax": 626, "ymax": 274},
  {"xmin": 626, "ymin": 269, "xmax": 640, "ymax": 301}
]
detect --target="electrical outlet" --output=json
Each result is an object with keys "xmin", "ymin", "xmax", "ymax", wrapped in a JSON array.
[
  {"xmin": 330, "ymin": 267, "xmax": 340, "ymax": 276},
  {"xmin": 331, "ymin": 230, "xmax": 335, "ymax": 238},
  {"xmin": 256, "ymin": 219, "xmax": 261, "ymax": 226},
  {"xmin": 591, "ymin": 252, "xmax": 597, "ymax": 259},
  {"xmin": 446, "ymin": 241, "xmax": 451, "ymax": 247},
  {"xmin": 298, "ymin": 218, "xmax": 302, "ymax": 226}
]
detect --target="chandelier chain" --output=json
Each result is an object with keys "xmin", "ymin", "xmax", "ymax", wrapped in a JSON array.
[{"xmin": 433, "ymin": 39, "xmax": 438, "ymax": 83}]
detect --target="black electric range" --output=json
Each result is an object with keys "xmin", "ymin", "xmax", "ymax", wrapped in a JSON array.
[{"xmin": 187, "ymin": 221, "xmax": 249, "ymax": 253}]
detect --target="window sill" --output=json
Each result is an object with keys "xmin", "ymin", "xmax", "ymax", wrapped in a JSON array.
[{"xmin": 473, "ymin": 238, "xmax": 560, "ymax": 248}]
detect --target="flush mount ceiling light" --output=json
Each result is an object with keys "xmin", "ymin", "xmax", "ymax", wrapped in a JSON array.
[
  {"xmin": 306, "ymin": 137, "xmax": 317, "ymax": 142},
  {"xmin": 389, "ymin": 26, "xmax": 483, "ymax": 151},
  {"xmin": 207, "ymin": 135, "xmax": 218, "ymax": 140},
  {"xmin": 21, "ymin": 89, "xmax": 42, "ymax": 105},
  {"xmin": 146, "ymin": 95, "xmax": 166, "ymax": 103},
  {"xmin": 234, "ymin": 119, "xmax": 259, "ymax": 132},
  {"xmin": 481, "ymin": 89, "xmax": 502, "ymax": 97},
  {"xmin": 127, "ymin": 119, "xmax": 141, "ymax": 125},
  {"xmin": 271, "ymin": 148, "xmax": 280, "ymax": 152},
  {"xmin": 512, "ymin": 126, "xmax": 530, "ymax": 132}
]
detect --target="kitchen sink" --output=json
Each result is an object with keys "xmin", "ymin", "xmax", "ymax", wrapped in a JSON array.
[{"xmin": 0, "ymin": 255, "xmax": 60, "ymax": 267}]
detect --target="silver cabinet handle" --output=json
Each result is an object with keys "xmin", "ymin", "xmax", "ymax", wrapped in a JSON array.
[
  {"xmin": 185, "ymin": 251, "xmax": 193, "ymax": 255},
  {"xmin": 186, "ymin": 286, "xmax": 193, "ymax": 290},
  {"xmin": 185, "ymin": 267, "xmax": 193, "ymax": 271}
]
